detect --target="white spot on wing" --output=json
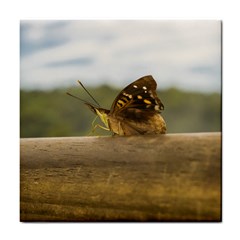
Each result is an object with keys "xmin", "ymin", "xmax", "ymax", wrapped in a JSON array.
[
  {"xmin": 143, "ymin": 86, "xmax": 147, "ymax": 90},
  {"xmin": 149, "ymin": 90, "xmax": 154, "ymax": 98},
  {"xmin": 133, "ymin": 85, "xmax": 138, "ymax": 88},
  {"xmin": 123, "ymin": 92, "xmax": 132, "ymax": 99}
]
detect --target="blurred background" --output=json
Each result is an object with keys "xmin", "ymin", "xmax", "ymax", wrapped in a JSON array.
[{"xmin": 20, "ymin": 20, "xmax": 221, "ymax": 137}]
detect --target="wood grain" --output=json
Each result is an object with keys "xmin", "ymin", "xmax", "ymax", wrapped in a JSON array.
[{"xmin": 20, "ymin": 132, "xmax": 221, "ymax": 221}]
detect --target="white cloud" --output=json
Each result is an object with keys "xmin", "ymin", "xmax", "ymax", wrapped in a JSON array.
[{"xmin": 20, "ymin": 20, "xmax": 221, "ymax": 92}]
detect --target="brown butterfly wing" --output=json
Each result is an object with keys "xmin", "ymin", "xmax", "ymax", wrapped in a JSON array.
[
  {"xmin": 108, "ymin": 75, "xmax": 166, "ymax": 135},
  {"xmin": 108, "ymin": 109, "xmax": 166, "ymax": 135},
  {"xmin": 110, "ymin": 75, "xmax": 164, "ymax": 116}
]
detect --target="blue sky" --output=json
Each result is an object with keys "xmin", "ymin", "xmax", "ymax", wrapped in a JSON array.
[{"xmin": 20, "ymin": 20, "xmax": 221, "ymax": 92}]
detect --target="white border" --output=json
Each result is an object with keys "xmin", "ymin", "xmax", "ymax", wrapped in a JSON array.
[{"xmin": 1, "ymin": 0, "xmax": 240, "ymax": 240}]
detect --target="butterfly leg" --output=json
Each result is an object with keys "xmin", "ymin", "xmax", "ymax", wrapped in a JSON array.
[
  {"xmin": 91, "ymin": 115, "xmax": 98, "ymax": 128},
  {"xmin": 88, "ymin": 116, "xmax": 110, "ymax": 135},
  {"xmin": 88, "ymin": 124, "xmax": 110, "ymax": 135},
  {"xmin": 94, "ymin": 124, "xmax": 110, "ymax": 132}
]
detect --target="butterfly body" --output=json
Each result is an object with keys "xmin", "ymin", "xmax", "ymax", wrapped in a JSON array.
[{"xmin": 83, "ymin": 75, "xmax": 166, "ymax": 136}]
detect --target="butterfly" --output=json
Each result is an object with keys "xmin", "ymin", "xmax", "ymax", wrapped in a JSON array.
[{"xmin": 67, "ymin": 75, "xmax": 166, "ymax": 136}]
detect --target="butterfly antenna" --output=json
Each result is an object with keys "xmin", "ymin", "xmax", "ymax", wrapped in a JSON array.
[
  {"xmin": 77, "ymin": 80, "xmax": 100, "ymax": 107},
  {"xmin": 66, "ymin": 92, "xmax": 88, "ymax": 103}
]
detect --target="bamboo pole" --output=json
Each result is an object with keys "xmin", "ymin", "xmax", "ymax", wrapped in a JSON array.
[{"xmin": 20, "ymin": 132, "xmax": 221, "ymax": 221}]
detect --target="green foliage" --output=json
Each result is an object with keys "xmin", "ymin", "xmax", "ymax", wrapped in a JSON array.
[
  {"xmin": 160, "ymin": 88, "xmax": 221, "ymax": 133},
  {"xmin": 20, "ymin": 86, "xmax": 221, "ymax": 138}
]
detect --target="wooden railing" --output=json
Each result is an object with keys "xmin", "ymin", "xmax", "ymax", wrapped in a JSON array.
[{"xmin": 20, "ymin": 132, "xmax": 221, "ymax": 222}]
